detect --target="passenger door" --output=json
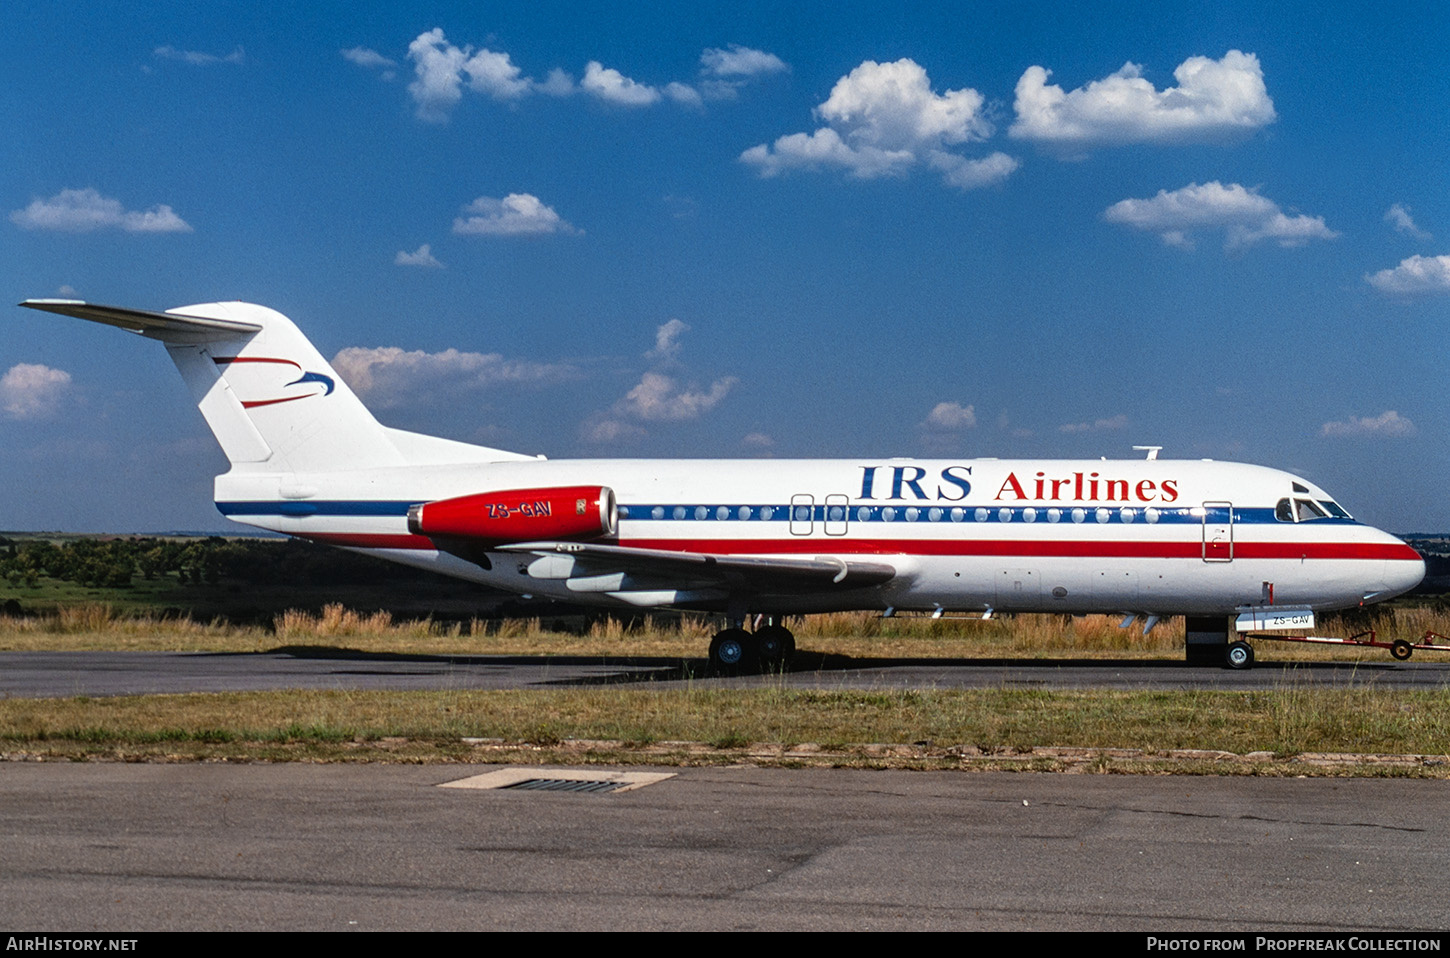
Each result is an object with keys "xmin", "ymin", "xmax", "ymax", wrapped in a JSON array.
[{"xmin": 1201, "ymin": 502, "xmax": 1234, "ymax": 562}]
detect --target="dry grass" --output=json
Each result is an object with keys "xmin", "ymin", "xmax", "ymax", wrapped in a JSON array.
[
  {"xmin": 0, "ymin": 603, "xmax": 267, "ymax": 651},
  {"xmin": 795, "ymin": 610, "xmax": 1184, "ymax": 658},
  {"xmin": 2, "ymin": 602, "xmax": 1448, "ymax": 663}
]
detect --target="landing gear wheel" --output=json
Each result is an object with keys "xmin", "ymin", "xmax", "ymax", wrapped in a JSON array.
[
  {"xmin": 1225, "ymin": 640, "xmax": 1255, "ymax": 670},
  {"xmin": 1391, "ymin": 640, "xmax": 1414, "ymax": 661},
  {"xmin": 755, "ymin": 625, "xmax": 796, "ymax": 671},
  {"xmin": 709, "ymin": 628, "xmax": 759, "ymax": 675}
]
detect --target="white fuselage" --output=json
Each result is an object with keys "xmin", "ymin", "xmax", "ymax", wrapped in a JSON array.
[{"xmin": 215, "ymin": 456, "xmax": 1425, "ymax": 617}]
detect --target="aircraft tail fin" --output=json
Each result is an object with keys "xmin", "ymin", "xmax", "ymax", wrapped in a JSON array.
[{"xmin": 19, "ymin": 299, "xmax": 527, "ymax": 473}]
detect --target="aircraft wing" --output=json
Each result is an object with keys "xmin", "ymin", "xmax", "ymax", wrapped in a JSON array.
[{"xmin": 496, "ymin": 541, "xmax": 898, "ymax": 593}]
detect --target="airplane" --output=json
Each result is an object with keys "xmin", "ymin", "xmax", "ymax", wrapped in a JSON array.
[{"xmin": 18, "ymin": 298, "xmax": 1426, "ymax": 671}]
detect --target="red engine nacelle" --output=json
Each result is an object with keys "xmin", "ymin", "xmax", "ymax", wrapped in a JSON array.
[{"xmin": 407, "ymin": 485, "xmax": 617, "ymax": 543}]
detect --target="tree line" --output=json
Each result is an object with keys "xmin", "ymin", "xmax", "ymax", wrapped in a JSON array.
[{"xmin": 0, "ymin": 536, "xmax": 432, "ymax": 591}]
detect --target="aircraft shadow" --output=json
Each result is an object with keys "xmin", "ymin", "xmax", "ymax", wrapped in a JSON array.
[{"xmin": 232, "ymin": 644, "xmax": 1412, "ymax": 689}]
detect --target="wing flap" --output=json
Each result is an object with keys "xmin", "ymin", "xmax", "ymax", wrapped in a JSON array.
[
  {"xmin": 19, "ymin": 299, "xmax": 262, "ymax": 343},
  {"xmin": 498, "ymin": 540, "xmax": 897, "ymax": 592}
]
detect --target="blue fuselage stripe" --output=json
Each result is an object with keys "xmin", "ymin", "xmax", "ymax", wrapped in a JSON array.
[{"xmin": 215, "ymin": 500, "xmax": 1358, "ymax": 528}]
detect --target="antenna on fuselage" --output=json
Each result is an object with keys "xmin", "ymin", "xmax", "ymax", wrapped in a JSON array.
[{"xmin": 1133, "ymin": 445, "xmax": 1162, "ymax": 460}]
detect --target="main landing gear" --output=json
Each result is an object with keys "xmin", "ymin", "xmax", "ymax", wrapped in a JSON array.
[{"xmin": 707, "ymin": 619, "xmax": 797, "ymax": 675}]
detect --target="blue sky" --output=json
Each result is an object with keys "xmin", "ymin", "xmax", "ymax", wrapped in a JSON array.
[{"xmin": 3, "ymin": 1, "xmax": 1447, "ymax": 532}]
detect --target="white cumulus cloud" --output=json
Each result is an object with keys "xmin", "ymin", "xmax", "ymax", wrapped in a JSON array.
[
  {"xmin": 741, "ymin": 58, "xmax": 1015, "ymax": 190},
  {"xmin": 331, "ymin": 346, "xmax": 575, "ymax": 409},
  {"xmin": 1, "ymin": 364, "xmax": 72, "ymax": 420},
  {"xmin": 582, "ymin": 320, "xmax": 737, "ymax": 443},
  {"xmin": 342, "ymin": 47, "xmax": 396, "ymax": 76},
  {"xmin": 922, "ymin": 402, "xmax": 977, "ymax": 430},
  {"xmin": 619, "ymin": 372, "xmax": 737, "ymax": 422},
  {"xmin": 452, "ymin": 193, "xmax": 580, "ymax": 236},
  {"xmin": 647, "ymin": 319, "xmax": 690, "ymax": 361},
  {"xmin": 930, "ymin": 151, "xmax": 1021, "ymax": 190},
  {"xmin": 699, "ymin": 46, "xmax": 788, "ymax": 99},
  {"xmin": 406, "ymin": 28, "xmax": 530, "ymax": 122},
  {"xmin": 463, "ymin": 48, "xmax": 531, "ymax": 100},
  {"xmin": 1366, "ymin": 254, "xmax": 1450, "ymax": 294},
  {"xmin": 535, "ymin": 68, "xmax": 575, "ymax": 97},
  {"xmin": 386, "ymin": 32, "xmax": 768, "ymax": 115},
  {"xmin": 395, "ymin": 244, "xmax": 443, "ymax": 268},
  {"xmin": 581, "ymin": 61, "xmax": 661, "ymax": 106},
  {"xmin": 663, "ymin": 81, "xmax": 703, "ymax": 108},
  {"xmin": 1010, "ymin": 50, "xmax": 1276, "ymax": 148},
  {"xmin": 741, "ymin": 128, "xmax": 915, "ymax": 179},
  {"xmin": 1385, "ymin": 203, "xmax": 1431, "ymax": 240},
  {"xmin": 700, "ymin": 45, "xmax": 788, "ymax": 78},
  {"xmin": 818, "ymin": 59, "xmax": 992, "ymax": 148},
  {"xmin": 10, "ymin": 188, "xmax": 192, "ymax": 233},
  {"xmin": 1320, "ymin": 411, "xmax": 1416, "ymax": 438},
  {"xmin": 1104, "ymin": 181, "xmax": 1336, "ymax": 250}
]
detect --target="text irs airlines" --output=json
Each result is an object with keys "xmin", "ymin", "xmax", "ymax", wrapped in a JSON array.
[{"xmin": 858, "ymin": 464, "xmax": 1179, "ymax": 504}]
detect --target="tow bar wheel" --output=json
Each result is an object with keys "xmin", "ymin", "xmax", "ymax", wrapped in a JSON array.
[
  {"xmin": 1391, "ymin": 639, "xmax": 1414, "ymax": 661},
  {"xmin": 1226, "ymin": 640, "xmax": 1255, "ymax": 670}
]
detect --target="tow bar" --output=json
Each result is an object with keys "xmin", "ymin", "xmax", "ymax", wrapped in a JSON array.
[{"xmin": 1237, "ymin": 629, "xmax": 1450, "ymax": 663}]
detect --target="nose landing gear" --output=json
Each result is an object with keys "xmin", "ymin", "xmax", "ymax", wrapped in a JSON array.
[{"xmin": 1225, "ymin": 640, "xmax": 1255, "ymax": 670}]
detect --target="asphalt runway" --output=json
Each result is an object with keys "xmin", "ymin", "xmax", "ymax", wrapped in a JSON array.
[
  {"xmin": 3, "ymin": 763, "xmax": 1448, "ymax": 932},
  {"xmin": 5, "ymin": 652, "xmax": 1449, "ymax": 932},
  {"xmin": 3, "ymin": 647, "xmax": 1450, "ymax": 698}
]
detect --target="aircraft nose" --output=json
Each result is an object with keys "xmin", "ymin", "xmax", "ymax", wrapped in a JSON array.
[{"xmin": 1378, "ymin": 539, "xmax": 1425, "ymax": 600}]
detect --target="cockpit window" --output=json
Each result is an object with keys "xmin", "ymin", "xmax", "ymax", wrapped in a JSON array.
[{"xmin": 1281, "ymin": 482, "xmax": 1353, "ymax": 521}]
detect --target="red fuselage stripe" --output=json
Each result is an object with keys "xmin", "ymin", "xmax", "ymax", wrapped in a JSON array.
[
  {"xmin": 622, "ymin": 538, "xmax": 1420, "ymax": 561},
  {"xmin": 298, "ymin": 532, "xmax": 1420, "ymax": 562}
]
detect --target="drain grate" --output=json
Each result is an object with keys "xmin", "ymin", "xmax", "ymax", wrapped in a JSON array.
[
  {"xmin": 439, "ymin": 767, "xmax": 675, "ymax": 793},
  {"xmin": 501, "ymin": 777, "xmax": 627, "ymax": 793}
]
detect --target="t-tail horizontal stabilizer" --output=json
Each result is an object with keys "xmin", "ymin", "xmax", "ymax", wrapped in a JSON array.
[
  {"xmin": 19, "ymin": 299, "xmax": 262, "ymax": 344},
  {"xmin": 18, "ymin": 298, "xmax": 523, "ymax": 474}
]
